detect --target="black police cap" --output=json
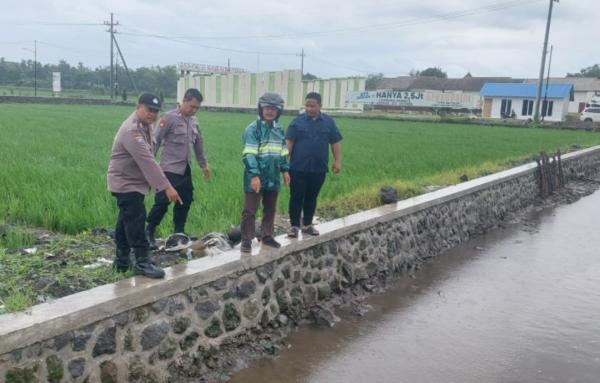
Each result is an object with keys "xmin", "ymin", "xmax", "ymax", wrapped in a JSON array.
[{"xmin": 138, "ymin": 93, "xmax": 162, "ymax": 111}]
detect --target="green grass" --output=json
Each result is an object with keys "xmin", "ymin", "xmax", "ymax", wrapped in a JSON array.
[
  {"xmin": 1, "ymin": 103, "xmax": 600, "ymax": 240},
  {"xmin": 0, "ymin": 220, "xmax": 36, "ymax": 250},
  {"xmin": 0, "ymin": 232, "xmax": 128, "ymax": 314}
]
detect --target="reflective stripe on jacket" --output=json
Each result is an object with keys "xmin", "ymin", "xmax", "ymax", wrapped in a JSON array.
[{"xmin": 242, "ymin": 118, "xmax": 289, "ymax": 192}]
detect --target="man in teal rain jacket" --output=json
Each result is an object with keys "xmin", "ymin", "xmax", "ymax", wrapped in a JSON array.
[{"xmin": 240, "ymin": 92, "xmax": 290, "ymax": 253}]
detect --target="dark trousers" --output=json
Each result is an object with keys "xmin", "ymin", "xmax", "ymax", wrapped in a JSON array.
[
  {"xmin": 113, "ymin": 192, "xmax": 149, "ymax": 250},
  {"xmin": 147, "ymin": 165, "xmax": 194, "ymax": 233},
  {"xmin": 241, "ymin": 191, "xmax": 278, "ymax": 241},
  {"xmin": 289, "ymin": 170, "xmax": 326, "ymax": 227}
]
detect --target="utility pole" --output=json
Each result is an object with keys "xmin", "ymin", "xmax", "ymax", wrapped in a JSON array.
[
  {"xmin": 23, "ymin": 41, "xmax": 37, "ymax": 96},
  {"xmin": 542, "ymin": 45, "xmax": 553, "ymax": 121},
  {"xmin": 104, "ymin": 13, "xmax": 119, "ymax": 100},
  {"xmin": 34, "ymin": 40, "xmax": 37, "ymax": 96},
  {"xmin": 534, "ymin": 0, "xmax": 559, "ymax": 122},
  {"xmin": 299, "ymin": 48, "xmax": 305, "ymax": 78},
  {"xmin": 115, "ymin": 52, "xmax": 119, "ymax": 97},
  {"xmin": 112, "ymin": 34, "xmax": 139, "ymax": 94}
]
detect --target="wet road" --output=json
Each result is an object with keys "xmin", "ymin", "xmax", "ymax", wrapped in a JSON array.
[{"xmin": 231, "ymin": 191, "xmax": 600, "ymax": 383}]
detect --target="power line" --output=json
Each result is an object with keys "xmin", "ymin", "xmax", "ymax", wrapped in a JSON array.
[
  {"xmin": 34, "ymin": 22, "xmax": 103, "ymax": 26},
  {"xmin": 36, "ymin": 40, "xmax": 103, "ymax": 55},
  {"xmin": 0, "ymin": 18, "xmax": 102, "ymax": 26},
  {"xmin": 111, "ymin": 0, "xmax": 542, "ymax": 42},
  {"xmin": 309, "ymin": 55, "xmax": 370, "ymax": 75},
  {"xmin": 0, "ymin": 40, "xmax": 32, "ymax": 45},
  {"xmin": 117, "ymin": 31, "xmax": 299, "ymax": 56}
]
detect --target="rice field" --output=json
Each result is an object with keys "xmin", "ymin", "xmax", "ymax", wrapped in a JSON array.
[{"xmin": 2, "ymin": 103, "xmax": 600, "ymax": 240}]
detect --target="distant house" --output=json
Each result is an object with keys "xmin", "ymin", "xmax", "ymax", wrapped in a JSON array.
[
  {"xmin": 480, "ymin": 83, "xmax": 574, "ymax": 122},
  {"xmin": 372, "ymin": 76, "xmax": 520, "ymax": 111},
  {"xmin": 523, "ymin": 77, "xmax": 600, "ymax": 113},
  {"xmin": 375, "ymin": 75, "xmax": 516, "ymax": 96},
  {"xmin": 375, "ymin": 76, "xmax": 598, "ymax": 116}
]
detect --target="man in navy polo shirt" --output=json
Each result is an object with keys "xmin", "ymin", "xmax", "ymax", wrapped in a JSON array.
[{"xmin": 286, "ymin": 92, "xmax": 342, "ymax": 237}]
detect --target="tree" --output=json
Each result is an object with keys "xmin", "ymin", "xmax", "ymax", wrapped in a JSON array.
[
  {"xmin": 412, "ymin": 67, "xmax": 447, "ymax": 78},
  {"xmin": 366, "ymin": 72, "xmax": 383, "ymax": 90},
  {"xmin": 567, "ymin": 64, "xmax": 600, "ymax": 78},
  {"xmin": 302, "ymin": 72, "xmax": 318, "ymax": 80},
  {"xmin": 0, "ymin": 59, "xmax": 178, "ymax": 98}
]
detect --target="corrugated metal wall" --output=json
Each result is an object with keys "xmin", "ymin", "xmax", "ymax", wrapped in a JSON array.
[{"xmin": 178, "ymin": 70, "xmax": 365, "ymax": 112}]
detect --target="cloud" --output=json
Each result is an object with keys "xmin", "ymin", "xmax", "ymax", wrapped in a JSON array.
[{"xmin": 0, "ymin": 0, "xmax": 596, "ymax": 79}]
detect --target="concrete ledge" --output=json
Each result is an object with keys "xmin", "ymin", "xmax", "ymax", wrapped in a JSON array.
[{"xmin": 1, "ymin": 145, "xmax": 599, "ymax": 356}]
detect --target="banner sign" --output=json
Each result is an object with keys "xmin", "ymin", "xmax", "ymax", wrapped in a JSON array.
[
  {"xmin": 178, "ymin": 62, "xmax": 246, "ymax": 74},
  {"xmin": 52, "ymin": 72, "xmax": 61, "ymax": 93},
  {"xmin": 346, "ymin": 89, "xmax": 480, "ymax": 109}
]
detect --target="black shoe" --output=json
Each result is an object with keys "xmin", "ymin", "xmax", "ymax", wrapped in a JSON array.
[
  {"xmin": 112, "ymin": 248, "xmax": 132, "ymax": 273},
  {"xmin": 146, "ymin": 228, "xmax": 157, "ymax": 250},
  {"xmin": 302, "ymin": 225, "xmax": 320, "ymax": 236},
  {"xmin": 287, "ymin": 226, "xmax": 299, "ymax": 238},
  {"xmin": 133, "ymin": 248, "xmax": 165, "ymax": 279},
  {"xmin": 262, "ymin": 236, "xmax": 281, "ymax": 248},
  {"xmin": 240, "ymin": 240, "xmax": 252, "ymax": 253}
]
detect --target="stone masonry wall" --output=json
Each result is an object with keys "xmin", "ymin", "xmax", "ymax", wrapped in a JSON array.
[{"xmin": 1, "ymin": 149, "xmax": 600, "ymax": 382}]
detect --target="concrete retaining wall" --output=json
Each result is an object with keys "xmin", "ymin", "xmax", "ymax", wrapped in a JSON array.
[{"xmin": 2, "ymin": 146, "xmax": 600, "ymax": 382}]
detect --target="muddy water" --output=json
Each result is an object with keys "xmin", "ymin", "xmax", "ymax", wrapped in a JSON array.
[{"xmin": 231, "ymin": 191, "xmax": 600, "ymax": 383}]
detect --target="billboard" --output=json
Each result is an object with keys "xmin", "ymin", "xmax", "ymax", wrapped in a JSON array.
[
  {"xmin": 345, "ymin": 89, "xmax": 480, "ymax": 110},
  {"xmin": 52, "ymin": 72, "xmax": 61, "ymax": 93},
  {"xmin": 177, "ymin": 62, "xmax": 246, "ymax": 75}
]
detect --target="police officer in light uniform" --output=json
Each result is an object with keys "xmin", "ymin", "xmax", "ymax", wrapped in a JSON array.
[
  {"xmin": 107, "ymin": 93, "xmax": 182, "ymax": 279},
  {"xmin": 145, "ymin": 88, "xmax": 210, "ymax": 246}
]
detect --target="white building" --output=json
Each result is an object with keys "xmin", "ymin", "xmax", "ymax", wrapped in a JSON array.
[
  {"xmin": 177, "ymin": 69, "xmax": 366, "ymax": 112},
  {"xmin": 480, "ymin": 83, "xmax": 573, "ymax": 122},
  {"xmin": 524, "ymin": 77, "xmax": 600, "ymax": 114},
  {"xmin": 373, "ymin": 76, "xmax": 518, "ymax": 111},
  {"xmin": 377, "ymin": 76, "xmax": 600, "ymax": 116}
]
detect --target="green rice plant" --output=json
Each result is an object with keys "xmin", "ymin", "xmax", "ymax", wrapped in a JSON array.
[
  {"xmin": 1, "ymin": 103, "xmax": 599, "ymax": 238},
  {"xmin": 0, "ymin": 221, "xmax": 36, "ymax": 250},
  {"xmin": 2, "ymin": 289, "xmax": 34, "ymax": 313}
]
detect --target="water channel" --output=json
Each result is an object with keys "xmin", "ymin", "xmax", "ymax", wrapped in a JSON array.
[{"xmin": 231, "ymin": 191, "xmax": 600, "ymax": 383}]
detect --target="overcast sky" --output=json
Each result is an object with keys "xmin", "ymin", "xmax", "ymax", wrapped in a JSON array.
[{"xmin": 0, "ymin": 0, "xmax": 596, "ymax": 79}]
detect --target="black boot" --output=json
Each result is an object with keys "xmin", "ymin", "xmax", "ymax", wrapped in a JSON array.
[
  {"xmin": 112, "ymin": 248, "xmax": 132, "ymax": 273},
  {"xmin": 133, "ymin": 248, "xmax": 165, "ymax": 279},
  {"xmin": 146, "ymin": 227, "xmax": 157, "ymax": 250}
]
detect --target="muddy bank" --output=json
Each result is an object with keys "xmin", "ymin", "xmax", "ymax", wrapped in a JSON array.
[{"xmin": 0, "ymin": 213, "xmax": 317, "ymax": 314}]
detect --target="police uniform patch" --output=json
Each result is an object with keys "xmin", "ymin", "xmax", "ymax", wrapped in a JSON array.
[
  {"xmin": 159, "ymin": 119, "xmax": 166, "ymax": 129},
  {"xmin": 134, "ymin": 135, "xmax": 145, "ymax": 144}
]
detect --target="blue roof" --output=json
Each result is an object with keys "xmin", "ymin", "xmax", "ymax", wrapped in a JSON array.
[{"xmin": 480, "ymin": 83, "xmax": 573, "ymax": 99}]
